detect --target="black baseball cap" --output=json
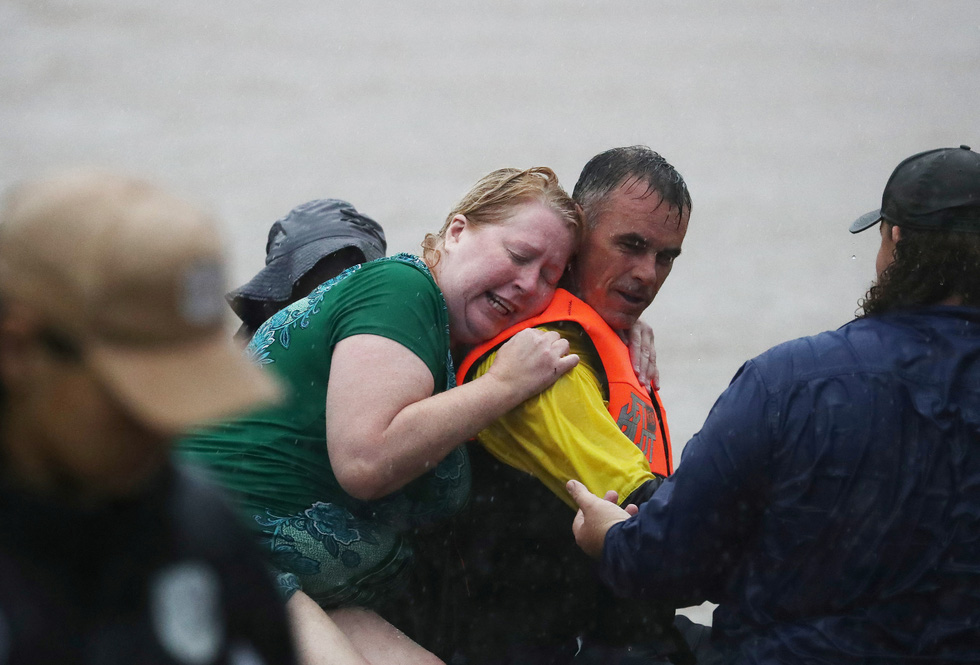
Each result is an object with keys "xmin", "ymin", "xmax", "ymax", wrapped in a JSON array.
[{"xmin": 850, "ymin": 145, "xmax": 980, "ymax": 234}]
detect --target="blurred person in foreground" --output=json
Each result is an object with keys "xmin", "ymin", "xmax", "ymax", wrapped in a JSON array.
[
  {"xmin": 228, "ymin": 198, "xmax": 387, "ymax": 341},
  {"xmin": 180, "ymin": 167, "xmax": 583, "ymax": 665},
  {"xmin": 569, "ymin": 145, "xmax": 980, "ymax": 664},
  {"xmin": 0, "ymin": 170, "xmax": 296, "ymax": 664},
  {"xmin": 422, "ymin": 146, "xmax": 694, "ymax": 664}
]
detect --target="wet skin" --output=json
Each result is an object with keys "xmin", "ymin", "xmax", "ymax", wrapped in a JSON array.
[
  {"xmin": 573, "ymin": 179, "xmax": 690, "ymax": 333},
  {"xmin": 434, "ymin": 201, "xmax": 575, "ymax": 348}
]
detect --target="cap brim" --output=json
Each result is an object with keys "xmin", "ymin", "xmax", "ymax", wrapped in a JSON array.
[
  {"xmin": 227, "ymin": 257, "xmax": 305, "ymax": 303},
  {"xmin": 229, "ymin": 237, "xmax": 379, "ymax": 303},
  {"xmin": 849, "ymin": 209, "xmax": 882, "ymax": 234},
  {"xmin": 90, "ymin": 331, "xmax": 281, "ymax": 434}
]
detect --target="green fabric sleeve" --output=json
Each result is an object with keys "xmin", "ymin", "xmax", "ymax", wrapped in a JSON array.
[{"xmin": 330, "ymin": 259, "xmax": 448, "ymax": 387}]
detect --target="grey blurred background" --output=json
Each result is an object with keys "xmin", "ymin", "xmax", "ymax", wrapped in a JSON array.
[{"xmin": 2, "ymin": 0, "xmax": 977, "ymax": 477}]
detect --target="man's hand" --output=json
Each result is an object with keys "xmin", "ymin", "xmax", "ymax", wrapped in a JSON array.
[{"xmin": 567, "ymin": 479, "xmax": 632, "ymax": 559}]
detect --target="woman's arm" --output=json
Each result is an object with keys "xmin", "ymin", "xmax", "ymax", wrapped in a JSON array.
[{"xmin": 326, "ymin": 328, "xmax": 578, "ymax": 500}]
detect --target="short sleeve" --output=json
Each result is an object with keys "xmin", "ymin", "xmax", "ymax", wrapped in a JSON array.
[{"xmin": 330, "ymin": 259, "xmax": 449, "ymax": 388}]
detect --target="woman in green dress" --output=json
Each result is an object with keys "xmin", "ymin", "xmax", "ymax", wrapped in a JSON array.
[{"xmin": 181, "ymin": 167, "xmax": 581, "ymax": 664}]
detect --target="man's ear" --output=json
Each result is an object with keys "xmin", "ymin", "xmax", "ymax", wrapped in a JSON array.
[{"xmin": 891, "ymin": 224, "xmax": 902, "ymax": 244}]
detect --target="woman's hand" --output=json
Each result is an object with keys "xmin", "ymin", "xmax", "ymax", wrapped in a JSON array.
[
  {"xmin": 484, "ymin": 328, "xmax": 579, "ymax": 402},
  {"xmin": 627, "ymin": 320, "xmax": 659, "ymax": 392}
]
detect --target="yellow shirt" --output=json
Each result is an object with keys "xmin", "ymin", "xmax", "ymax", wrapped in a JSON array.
[{"xmin": 470, "ymin": 322, "xmax": 657, "ymax": 509}]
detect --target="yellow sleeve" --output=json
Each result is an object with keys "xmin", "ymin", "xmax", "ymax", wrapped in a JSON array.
[{"xmin": 470, "ymin": 324, "xmax": 656, "ymax": 509}]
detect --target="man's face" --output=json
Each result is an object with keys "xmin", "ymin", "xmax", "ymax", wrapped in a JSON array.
[{"xmin": 574, "ymin": 179, "xmax": 689, "ymax": 332}]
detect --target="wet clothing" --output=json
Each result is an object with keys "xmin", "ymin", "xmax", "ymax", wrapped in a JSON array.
[
  {"xmin": 466, "ymin": 322, "xmax": 659, "ymax": 507},
  {"xmin": 416, "ymin": 293, "xmax": 688, "ymax": 665},
  {"xmin": 431, "ymin": 445, "xmax": 690, "ymax": 665},
  {"xmin": 180, "ymin": 254, "xmax": 469, "ymax": 609},
  {"xmin": 601, "ymin": 307, "xmax": 980, "ymax": 664},
  {"xmin": 457, "ymin": 288, "xmax": 672, "ymax": 504},
  {"xmin": 0, "ymin": 463, "xmax": 296, "ymax": 665}
]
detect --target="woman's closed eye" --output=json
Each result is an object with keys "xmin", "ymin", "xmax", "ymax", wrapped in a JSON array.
[{"xmin": 508, "ymin": 249, "xmax": 533, "ymax": 265}]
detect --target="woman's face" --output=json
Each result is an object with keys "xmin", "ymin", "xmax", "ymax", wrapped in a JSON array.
[{"xmin": 436, "ymin": 201, "xmax": 575, "ymax": 348}]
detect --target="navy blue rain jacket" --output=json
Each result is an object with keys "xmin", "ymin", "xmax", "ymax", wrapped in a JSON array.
[{"xmin": 600, "ymin": 307, "xmax": 980, "ymax": 664}]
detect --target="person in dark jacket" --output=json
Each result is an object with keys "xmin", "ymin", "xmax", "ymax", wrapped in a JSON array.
[
  {"xmin": 0, "ymin": 170, "xmax": 297, "ymax": 665},
  {"xmin": 568, "ymin": 145, "xmax": 980, "ymax": 665}
]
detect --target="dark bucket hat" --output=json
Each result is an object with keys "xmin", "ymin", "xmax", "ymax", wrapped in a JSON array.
[
  {"xmin": 850, "ymin": 145, "xmax": 980, "ymax": 234},
  {"xmin": 229, "ymin": 198, "xmax": 387, "ymax": 304}
]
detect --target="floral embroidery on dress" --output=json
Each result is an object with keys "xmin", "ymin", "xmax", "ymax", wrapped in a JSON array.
[
  {"xmin": 256, "ymin": 501, "xmax": 380, "ymax": 573},
  {"xmin": 274, "ymin": 571, "xmax": 301, "ymax": 600},
  {"xmin": 245, "ymin": 263, "xmax": 361, "ymax": 365},
  {"xmin": 245, "ymin": 254, "xmax": 449, "ymax": 371},
  {"xmin": 257, "ymin": 501, "xmax": 414, "ymax": 607}
]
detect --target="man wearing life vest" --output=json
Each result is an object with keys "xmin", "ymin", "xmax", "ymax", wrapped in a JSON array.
[{"xmin": 447, "ymin": 147, "xmax": 694, "ymax": 665}]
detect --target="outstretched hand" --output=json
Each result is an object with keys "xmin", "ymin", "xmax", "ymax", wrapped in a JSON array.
[
  {"xmin": 567, "ymin": 479, "xmax": 632, "ymax": 559},
  {"xmin": 487, "ymin": 328, "xmax": 579, "ymax": 401}
]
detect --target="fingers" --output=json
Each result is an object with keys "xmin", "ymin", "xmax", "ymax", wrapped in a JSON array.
[
  {"xmin": 568, "ymin": 481, "xmax": 624, "ymax": 510},
  {"xmin": 624, "ymin": 503, "xmax": 639, "ymax": 517},
  {"xmin": 556, "ymin": 352, "xmax": 579, "ymax": 374},
  {"xmin": 629, "ymin": 325, "xmax": 646, "ymax": 384},
  {"xmin": 548, "ymin": 331, "xmax": 571, "ymax": 357},
  {"xmin": 514, "ymin": 329, "xmax": 572, "ymax": 359},
  {"xmin": 567, "ymin": 479, "xmax": 630, "ymax": 559},
  {"xmin": 494, "ymin": 329, "xmax": 579, "ymax": 397},
  {"xmin": 566, "ymin": 479, "xmax": 594, "ymax": 509},
  {"xmin": 510, "ymin": 327, "xmax": 559, "ymax": 346},
  {"xmin": 627, "ymin": 321, "xmax": 658, "ymax": 393},
  {"xmin": 534, "ymin": 329, "xmax": 579, "ymax": 377},
  {"xmin": 566, "ymin": 479, "xmax": 610, "ymax": 513}
]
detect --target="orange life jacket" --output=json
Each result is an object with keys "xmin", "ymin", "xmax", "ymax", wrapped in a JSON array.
[{"xmin": 457, "ymin": 288, "xmax": 673, "ymax": 477}]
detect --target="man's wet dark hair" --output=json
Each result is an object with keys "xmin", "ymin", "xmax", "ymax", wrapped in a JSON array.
[
  {"xmin": 573, "ymin": 145, "xmax": 692, "ymax": 228},
  {"xmin": 860, "ymin": 224, "xmax": 980, "ymax": 316}
]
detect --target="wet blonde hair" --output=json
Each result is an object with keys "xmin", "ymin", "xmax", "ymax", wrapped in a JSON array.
[{"xmin": 422, "ymin": 167, "xmax": 582, "ymax": 267}]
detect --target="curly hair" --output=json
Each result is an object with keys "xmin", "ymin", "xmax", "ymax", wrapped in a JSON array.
[
  {"xmin": 421, "ymin": 167, "xmax": 582, "ymax": 268},
  {"xmin": 860, "ymin": 224, "xmax": 980, "ymax": 316}
]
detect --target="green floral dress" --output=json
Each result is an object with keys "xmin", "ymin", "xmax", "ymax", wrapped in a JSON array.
[{"xmin": 179, "ymin": 254, "xmax": 470, "ymax": 609}]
